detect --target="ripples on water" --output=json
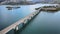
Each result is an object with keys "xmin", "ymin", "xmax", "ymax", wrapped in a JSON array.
[{"xmin": 0, "ymin": 4, "xmax": 60, "ymax": 34}]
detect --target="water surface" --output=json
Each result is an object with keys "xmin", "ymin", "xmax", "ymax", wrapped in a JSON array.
[{"xmin": 0, "ymin": 4, "xmax": 59, "ymax": 34}]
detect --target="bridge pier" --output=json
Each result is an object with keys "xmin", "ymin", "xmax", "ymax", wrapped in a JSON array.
[
  {"xmin": 0, "ymin": 10, "xmax": 41, "ymax": 34},
  {"xmin": 14, "ymin": 25, "xmax": 19, "ymax": 32},
  {"xmin": 23, "ymin": 19, "xmax": 29, "ymax": 24},
  {"xmin": 29, "ymin": 16, "xmax": 32, "ymax": 20}
]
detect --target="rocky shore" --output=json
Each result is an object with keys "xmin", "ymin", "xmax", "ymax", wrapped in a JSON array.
[{"xmin": 35, "ymin": 5, "xmax": 60, "ymax": 11}]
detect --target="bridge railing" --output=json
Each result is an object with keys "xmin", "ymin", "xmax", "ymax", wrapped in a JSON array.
[{"xmin": 0, "ymin": 10, "xmax": 40, "ymax": 34}]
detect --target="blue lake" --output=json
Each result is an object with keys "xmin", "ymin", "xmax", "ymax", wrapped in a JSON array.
[{"xmin": 0, "ymin": 4, "xmax": 60, "ymax": 34}]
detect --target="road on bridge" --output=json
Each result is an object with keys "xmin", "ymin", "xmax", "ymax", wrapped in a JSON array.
[{"xmin": 17, "ymin": 11, "xmax": 60, "ymax": 34}]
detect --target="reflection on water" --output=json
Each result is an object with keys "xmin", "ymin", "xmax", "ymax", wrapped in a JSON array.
[
  {"xmin": 0, "ymin": 4, "xmax": 60, "ymax": 34},
  {"xmin": 18, "ymin": 10, "xmax": 60, "ymax": 34},
  {"xmin": 42, "ymin": 11, "xmax": 59, "ymax": 13},
  {"xmin": 6, "ymin": 6, "xmax": 20, "ymax": 10},
  {"xmin": 0, "ymin": 5, "xmax": 36, "ymax": 31}
]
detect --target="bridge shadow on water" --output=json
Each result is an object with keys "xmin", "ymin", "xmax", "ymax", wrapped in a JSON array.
[
  {"xmin": 14, "ymin": 11, "xmax": 40, "ymax": 34},
  {"xmin": 14, "ymin": 10, "xmax": 59, "ymax": 34},
  {"xmin": 7, "ymin": 10, "xmax": 59, "ymax": 34}
]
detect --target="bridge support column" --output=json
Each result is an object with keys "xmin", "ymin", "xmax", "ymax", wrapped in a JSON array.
[
  {"xmin": 14, "ymin": 26, "xmax": 19, "ymax": 32},
  {"xmin": 22, "ymin": 23, "xmax": 25, "ymax": 27},
  {"xmin": 13, "ymin": 26, "xmax": 19, "ymax": 34},
  {"xmin": 28, "ymin": 16, "xmax": 32, "ymax": 20},
  {"xmin": 24, "ymin": 19, "xmax": 29, "ymax": 24}
]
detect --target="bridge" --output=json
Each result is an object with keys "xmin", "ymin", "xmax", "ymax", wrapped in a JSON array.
[{"xmin": 0, "ymin": 9, "xmax": 41, "ymax": 34}]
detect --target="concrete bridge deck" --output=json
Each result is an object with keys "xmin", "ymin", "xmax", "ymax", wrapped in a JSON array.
[
  {"xmin": 0, "ymin": 9, "xmax": 40, "ymax": 34},
  {"xmin": 18, "ymin": 10, "xmax": 60, "ymax": 34}
]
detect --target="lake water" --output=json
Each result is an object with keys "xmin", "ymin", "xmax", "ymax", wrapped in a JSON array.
[{"xmin": 0, "ymin": 4, "xmax": 60, "ymax": 34}]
